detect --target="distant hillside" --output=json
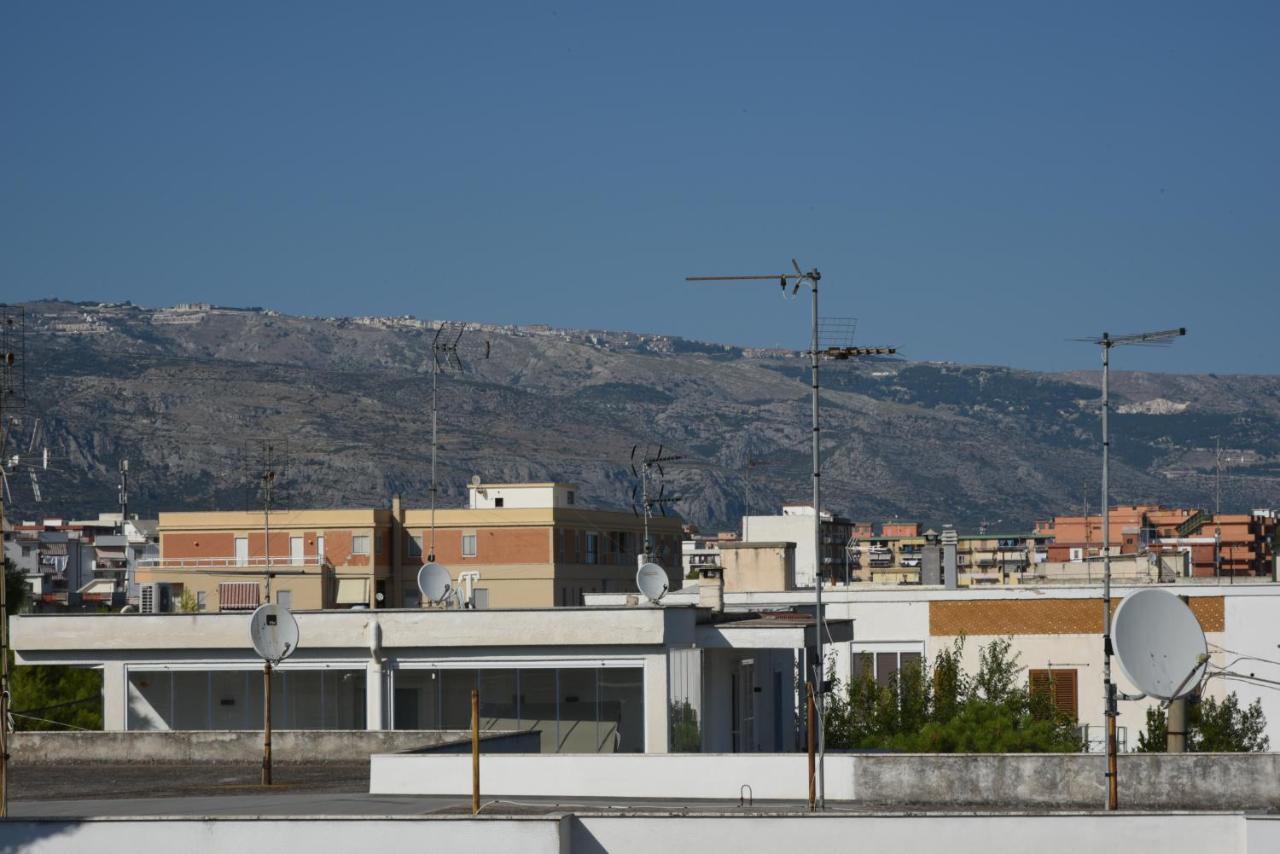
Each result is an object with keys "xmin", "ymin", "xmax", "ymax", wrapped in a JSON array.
[{"xmin": 4, "ymin": 300, "xmax": 1278, "ymax": 531}]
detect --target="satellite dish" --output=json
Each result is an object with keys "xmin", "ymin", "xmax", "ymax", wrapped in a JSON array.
[
  {"xmin": 417, "ymin": 562, "xmax": 453, "ymax": 604},
  {"xmin": 636, "ymin": 563, "xmax": 669, "ymax": 604},
  {"xmin": 470, "ymin": 474, "xmax": 482, "ymax": 486},
  {"xmin": 249, "ymin": 603, "xmax": 299, "ymax": 664},
  {"xmin": 1113, "ymin": 588, "xmax": 1208, "ymax": 700}
]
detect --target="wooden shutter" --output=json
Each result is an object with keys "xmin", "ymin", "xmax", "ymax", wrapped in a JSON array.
[{"xmin": 1029, "ymin": 668, "xmax": 1078, "ymax": 721}]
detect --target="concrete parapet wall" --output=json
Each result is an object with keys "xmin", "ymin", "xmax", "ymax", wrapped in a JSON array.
[
  {"xmin": 1, "ymin": 813, "xmax": 1275, "ymax": 854},
  {"xmin": 854, "ymin": 753, "xmax": 1280, "ymax": 810},
  {"xmin": 372, "ymin": 751, "xmax": 1280, "ymax": 810},
  {"xmin": 9, "ymin": 730, "xmax": 534, "ymax": 764}
]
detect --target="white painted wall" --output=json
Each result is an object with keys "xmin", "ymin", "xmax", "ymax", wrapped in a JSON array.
[
  {"xmin": 370, "ymin": 753, "xmax": 857, "ymax": 801},
  {"xmin": 0, "ymin": 814, "xmax": 1270, "ymax": 854}
]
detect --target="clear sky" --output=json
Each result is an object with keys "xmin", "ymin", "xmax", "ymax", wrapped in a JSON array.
[{"xmin": 3, "ymin": 2, "xmax": 1276, "ymax": 373}]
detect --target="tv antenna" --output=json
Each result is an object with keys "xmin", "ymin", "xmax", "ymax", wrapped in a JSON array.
[
  {"xmin": 249, "ymin": 602, "xmax": 299, "ymax": 786},
  {"xmin": 630, "ymin": 444, "xmax": 682, "ymax": 565},
  {"xmin": 687, "ymin": 259, "xmax": 896, "ymax": 811},
  {"xmin": 243, "ymin": 440, "xmax": 290, "ymax": 605},
  {"xmin": 1075, "ymin": 326, "xmax": 1186, "ymax": 811},
  {"xmin": 425, "ymin": 322, "xmax": 489, "ymax": 565}
]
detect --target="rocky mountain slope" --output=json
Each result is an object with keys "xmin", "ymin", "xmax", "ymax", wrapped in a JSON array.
[{"xmin": 4, "ymin": 300, "xmax": 1278, "ymax": 532}]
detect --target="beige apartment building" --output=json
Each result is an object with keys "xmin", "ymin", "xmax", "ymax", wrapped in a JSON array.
[{"xmin": 137, "ymin": 483, "xmax": 684, "ymax": 611}]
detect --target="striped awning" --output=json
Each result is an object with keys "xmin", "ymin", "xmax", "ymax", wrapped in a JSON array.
[{"xmin": 218, "ymin": 582, "xmax": 260, "ymax": 611}]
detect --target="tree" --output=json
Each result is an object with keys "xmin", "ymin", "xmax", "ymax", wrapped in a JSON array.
[
  {"xmin": 1137, "ymin": 692, "xmax": 1269, "ymax": 752},
  {"xmin": 4, "ymin": 556, "xmax": 103, "ymax": 730},
  {"xmin": 825, "ymin": 636, "xmax": 1083, "ymax": 753},
  {"xmin": 177, "ymin": 588, "xmax": 198, "ymax": 614}
]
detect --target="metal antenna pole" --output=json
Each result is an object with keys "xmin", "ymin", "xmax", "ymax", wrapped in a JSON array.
[
  {"xmin": 1075, "ymin": 325, "xmax": 1184, "ymax": 812},
  {"xmin": 1101, "ymin": 336, "xmax": 1117, "ymax": 811},
  {"xmin": 263, "ymin": 451, "xmax": 274, "ymax": 606},
  {"xmin": 0, "ymin": 405, "xmax": 9, "ymax": 818},
  {"xmin": 686, "ymin": 263, "xmax": 894, "ymax": 810},
  {"xmin": 808, "ymin": 273, "xmax": 826, "ymax": 809},
  {"xmin": 118, "ymin": 459, "xmax": 129, "ymax": 535},
  {"xmin": 429, "ymin": 355, "xmax": 439, "ymax": 562}
]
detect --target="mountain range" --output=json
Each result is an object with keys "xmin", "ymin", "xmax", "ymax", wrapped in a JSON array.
[{"xmin": 3, "ymin": 300, "xmax": 1278, "ymax": 533}]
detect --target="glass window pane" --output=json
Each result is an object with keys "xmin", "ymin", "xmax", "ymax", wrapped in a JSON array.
[
  {"xmin": 519, "ymin": 668, "xmax": 558, "ymax": 752},
  {"xmin": 127, "ymin": 671, "xmax": 173, "ymax": 731},
  {"xmin": 441, "ymin": 670, "xmax": 477, "ymax": 729},
  {"xmin": 875, "ymin": 652, "xmax": 898, "ymax": 687},
  {"xmin": 852, "ymin": 653, "xmax": 873, "ymax": 683},
  {"xmin": 394, "ymin": 670, "xmax": 441, "ymax": 730},
  {"xmin": 557, "ymin": 668, "xmax": 599, "ymax": 753},
  {"xmin": 668, "ymin": 650, "xmax": 702, "ymax": 753},
  {"xmin": 599, "ymin": 668, "xmax": 644, "ymax": 753},
  {"xmin": 172, "ymin": 671, "xmax": 211, "ymax": 729},
  {"xmin": 479, "ymin": 670, "xmax": 519, "ymax": 732}
]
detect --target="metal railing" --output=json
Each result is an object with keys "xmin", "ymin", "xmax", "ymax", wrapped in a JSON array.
[{"xmin": 137, "ymin": 555, "xmax": 325, "ymax": 570}]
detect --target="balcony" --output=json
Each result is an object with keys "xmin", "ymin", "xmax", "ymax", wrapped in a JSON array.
[{"xmin": 138, "ymin": 555, "xmax": 326, "ymax": 572}]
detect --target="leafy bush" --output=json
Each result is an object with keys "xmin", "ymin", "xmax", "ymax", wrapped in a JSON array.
[
  {"xmin": 1136, "ymin": 692, "xmax": 1269, "ymax": 752},
  {"xmin": 825, "ymin": 637, "xmax": 1082, "ymax": 753}
]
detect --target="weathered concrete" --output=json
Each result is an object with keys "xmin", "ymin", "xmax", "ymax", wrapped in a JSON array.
[
  {"xmin": 0, "ymin": 812, "xmax": 1273, "ymax": 854},
  {"xmin": 853, "ymin": 753, "xmax": 1280, "ymax": 810},
  {"xmin": 10, "ymin": 729, "xmax": 535, "ymax": 764},
  {"xmin": 372, "ymin": 751, "xmax": 1280, "ymax": 810}
]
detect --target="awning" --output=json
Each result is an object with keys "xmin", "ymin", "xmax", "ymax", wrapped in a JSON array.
[
  {"xmin": 77, "ymin": 578, "xmax": 115, "ymax": 596},
  {"xmin": 218, "ymin": 582, "xmax": 260, "ymax": 611},
  {"xmin": 335, "ymin": 577, "xmax": 369, "ymax": 605}
]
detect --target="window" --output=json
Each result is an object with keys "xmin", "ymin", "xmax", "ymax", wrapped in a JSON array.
[
  {"xmin": 1069, "ymin": 548, "xmax": 1083, "ymax": 562},
  {"xmin": 352, "ymin": 535, "xmax": 371, "ymax": 555},
  {"xmin": 567, "ymin": 491, "xmax": 575, "ymax": 505},
  {"xmin": 1029, "ymin": 669, "xmax": 1078, "ymax": 721},
  {"xmin": 195, "ymin": 591, "xmax": 207, "ymax": 611},
  {"xmin": 851, "ymin": 646, "xmax": 924, "ymax": 687},
  {"xmin": 494, "ymin": 497, "xmax": 504, "ymax": 508},
  {"xmin": 462, "ymin": 534, "xmax": 477, "ymax": 558},
  {"xmin": 375, "ymin": 532, "xmax": 384, "ymax": 554},
  {"xmin": 585, "ymin": 533, "xmax": 599, "ymax": 565},
  {"xmin": 408, "ymin": 535, "xmax": 423, "ymax": 558}
]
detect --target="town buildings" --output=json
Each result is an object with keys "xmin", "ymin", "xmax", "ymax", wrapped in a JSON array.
[
  {"xmin": 3, "ymin": 513, "xmax": 157, "ymax": 609},
  {"xmin": 134, "ymin": 483, "xmax": 684, "ymax": 612}
]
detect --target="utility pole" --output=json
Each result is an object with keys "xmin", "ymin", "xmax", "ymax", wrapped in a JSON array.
[
  {"xmin": 1085, "ymin": 327, "xmax": 1186, "ymax": 811},
  {"xmin": 118, "ymin": 459, "xmax": 129, "ymax": 535},
  {"xmin": 0, "ymin": 305, "xmax": 27, "ymax": 818},
  {"xmin": 426, "ymin": 322, "xmax": 471, "ymax": 565},
  {"xmin": 688, "ymin": 261, "xmax": 895, "ymax": 809}
]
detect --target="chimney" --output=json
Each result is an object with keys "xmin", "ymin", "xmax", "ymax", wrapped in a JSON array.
[
  {"xmin": 941, "ymin": 525, "xmax": 958, "ymax": 590},
  {"xmin": 699, "ymin": 566, "xmax": 724, "ymax": 613}
]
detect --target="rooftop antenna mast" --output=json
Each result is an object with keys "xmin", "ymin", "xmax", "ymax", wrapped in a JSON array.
[
  {"xmin": 687, "ymin": 260, "xmax": 896, "ymax": 811},
  {"xmin": 0, "ymin": 305, "xmax": 26, "ymax": 818},
  {"xmin": 244, "ymin": 440, "xmax": 289, "ymax": 605},
  {"xmin": 425, "ymin": 322, "xmax": 489, "ymax": 563},
  {"xmin": 1078, "ymin": 326, "xmax": 1186, "ymax": 811},
  {"xmin": 630, "ymin": 444, "xmax": 682, "ymax": 565}
]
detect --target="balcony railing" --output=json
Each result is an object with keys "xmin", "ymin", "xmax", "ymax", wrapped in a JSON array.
[{"xmin": 138, "ymin": 555, "xmax": 325, "ymax": 571}]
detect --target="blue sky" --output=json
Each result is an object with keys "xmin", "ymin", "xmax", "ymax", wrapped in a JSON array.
[{"xmin": 3, "ymin": 2, "xmax": 1276, "ymax": 373}]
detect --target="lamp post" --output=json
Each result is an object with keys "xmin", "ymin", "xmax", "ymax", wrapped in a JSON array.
[
  {"xmin": 688, "ymin": 261, "xmax": 895, "ymax": 808},
  {"xmin": 1087, "ymin": 327, "xmax": 1186, "ymax": 810}
]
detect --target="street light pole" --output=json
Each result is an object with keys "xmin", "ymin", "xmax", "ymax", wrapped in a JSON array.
[{"xmin": 688, "ymin": 262, "xmax": 894, "ymax": 809}]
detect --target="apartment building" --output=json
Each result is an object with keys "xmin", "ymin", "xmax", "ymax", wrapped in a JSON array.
[
  {"xmin": 741, "ymin": 505, "xmax": 858, "ymax": 587},
  {"xmin": 1036, "ymin": 505, "xmax": 1278, "ymax": 578},
  {"xmin": 396, "ymin": 483, "xmax": 684, "ymax": 609},
  {"xmin": 3, "ymin": 513, "xmax": 157, "ymax": 609},
  {"xmin": 134, "ymin": 483, "xmax": 685, "ymax": 611}
]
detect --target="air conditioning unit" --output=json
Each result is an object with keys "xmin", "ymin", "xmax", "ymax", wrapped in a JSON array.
[
  {"xmin": 140, "ymin": 582, "xmax": 157, "ymax": 614},
  {"xmin": 139, "ymin": 582, "xmax": 172, "ymax": 614}
]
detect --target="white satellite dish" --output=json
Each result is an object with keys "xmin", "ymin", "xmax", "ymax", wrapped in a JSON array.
[
  {"xmin": 249, "ymin": 603, "xmax": 299, "ymax": 664},
  {"xmin": 417, "ymin": 562, "xmax": 453, "ymax": 604},
  {"xmin": 636, "ymin": 562, "xmax": 669, "ymax": 604},
  {"xmin": 1113, "ymin": 588, "xmax": 1208, "ymax": 700}
]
